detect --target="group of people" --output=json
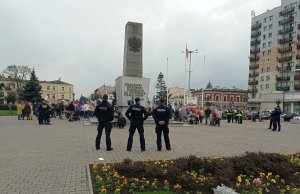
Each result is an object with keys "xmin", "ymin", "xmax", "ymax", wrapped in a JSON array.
[
  {"xmin": 94, "ymin": 94, "xmax": 171, "ymax": 152},
  {"xmin": 225, "ymin": 107, "xmax": 245, "ymax": 124},
  {"xmin": 16, "ymin": 101, "xmax": 33, "ymax": 120},
  {"xmin": 268, "ymin": 106, "xmax": 282, "ymax": 132}
]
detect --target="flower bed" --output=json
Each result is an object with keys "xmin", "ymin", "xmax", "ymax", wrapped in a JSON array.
[{"xmin": 90, "ymin": 152, "xmax": 300, "ymax": 194}]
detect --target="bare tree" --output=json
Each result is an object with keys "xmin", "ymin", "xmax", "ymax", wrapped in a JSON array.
[{"xmin": 2, "ymin": 65, "xmax": 32, "ymax": 98}]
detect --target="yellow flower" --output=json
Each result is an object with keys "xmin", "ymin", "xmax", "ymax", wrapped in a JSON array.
[
  {"xmin": 237, "ymin": 175, "xmax": 242, "ymax": 183},
  {"xmin": 100, "ymin": 188, "xmax": 107, "ymax": 193},
  {"xmin": 245, "ymin": 179, "xmax": 250, "ymax": 186},
  {"xmin": 267, "ymin": 172, "xmax": 272, "ymax": 177},
  {"xmin": 236, "ymin": 183, "xmax": 240, "ymax": 187},
  {"xmin": 271, "ymin": 179, "xmax": 276, "ymax": 184}
]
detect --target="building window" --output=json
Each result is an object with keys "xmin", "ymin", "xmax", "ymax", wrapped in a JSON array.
[
  {"xmin": 62, "ymin": 87, "xmax": 64, "ymax": 91},
  {"xmin": 237, "ymin": 96, "xmax": 240, "ymax": 102},
  {"xmin": 69, "ymin": 87, "xmax": 71, "ymax": 92},
  {"xmin": 266, "ymin": 84, "xmax": 269, "ymax": 89},
  {"xmin": 264, "ymin": 18, "xmax": 267, "ymax": 23},
  {"xmin": 62, "ymin": 94, "xmax": 64, "ymax": 99},
  {"xmin": 260, "ymin": 85, "xmax": 264, "ymax": 90},
  {"xmin": 269, "ymin": 15, "xmax": 273, "ymax": 21},
  {"xmin": 263, "ymin": 43, "xmax": 266, "ymax": 48},
  {"xmin": 216, "ymin": 96, "xmax": 219, "ymax": 101},
  {"xmin": 268, "ymin": 24, "xmax": 273, "ymax": 30},
  {"xmin": 47, "ymin": 86, "xmax": 50, "ymax": 90},
  {"xmin": 267, "ymin": 67, "xmax": 270, "ymax": 72},
  {"xmin": 268, "ymin": 33, "xmax": 272, "ymax": 38},
  {"xmin": 261, "ymin": 76, "xmax": 264, "ymax": 81},
  {"xmin": 53, "ymin": 86, "xmax": 55, "ymax": 90},
  {"xmin": 230, "ymin": 96, "xmax": 234, "ymax": 102},
  {"xmin": 266, "ymin": 75, "xmax": 270, "ymax": 81},
  {"xmin": 268, "ymin": 41, "xmax": 272, "ymax": 47},
  {"xmin": 263, "ymin": 34, "xmax": 266, "ymax": 40},
  {"xmin": 263, "ymin": 26, "xmax": 267, "ymax": 31},
  {"xmin": 262, "ymin": 51, "xmax": 266, "ymax": 56},
  {"xmin": 262, "ymin": 59, "xmax": 265, "ymax": 64},
  {"xmin": 47, "ymin": 94, "xmax": 50, "ymax": 98},
  {"xmin": 267, "ymin": 59, "xmax": 270, "ymax": 64},
  {"xmin": 261, "ymin": 68, "xmax": 265, "ymax": 73},
  {"xmin": 223, "ymin": 96, "xmax": 227, "ymax": 102},
  {"xmin": 52, "ymin": 95, "xmax": 55, "ymax": 99},
  {"xmin": 268, "ymin": 50, "xmax": 271, "ymax": 55}
]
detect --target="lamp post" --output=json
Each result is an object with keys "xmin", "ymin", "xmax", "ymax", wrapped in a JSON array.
[
  {"xmin": 202, "ymin": 55, "xmax": 206, "ymax": 109},
  {"xmin": 187, "ymin": 49, "xmax": 198, "ymax": 92}
]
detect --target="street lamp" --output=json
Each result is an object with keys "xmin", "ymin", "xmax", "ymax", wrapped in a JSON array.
[{"xmin": 187, "ymin": 49, "xmax": 198, "ymax": 92}]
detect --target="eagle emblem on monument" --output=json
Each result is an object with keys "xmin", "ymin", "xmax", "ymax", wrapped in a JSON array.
[{"xmin": 128, "ymin": 36, "xmax": 142, "ymax": 53}]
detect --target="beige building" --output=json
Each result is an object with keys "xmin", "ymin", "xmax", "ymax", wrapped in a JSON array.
[
  {"xmin": 40, "ymin": 80, "xmax": 74, "ymax": 104},
  {"xmin": 168, "ymin": 87, "xmax": 190, "ymax": 106},
  {"xmin": 93, "ymin": 84, "xmax": 115, "ymax": 99},
  {"xmin": 0, "ymin": 76, "xmax": 17, "ymax": 103}
]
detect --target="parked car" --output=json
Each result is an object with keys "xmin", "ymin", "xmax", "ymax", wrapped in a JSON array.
[
  {"xmin": 260, "ymin": 110, "xmax": 272, "ymax": 120},
  {"xmin": 282, "ymin": 113, "xmax": 300, "ymax": 122}
]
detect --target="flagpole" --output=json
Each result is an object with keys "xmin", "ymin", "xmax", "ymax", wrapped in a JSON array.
[
  {"xmin": 202, "ymin": 55, "xmax": 206, "ymax": 109},
  {"xmin": 166, "ymin": 57, "xmax": 169, "ymax": 105}
]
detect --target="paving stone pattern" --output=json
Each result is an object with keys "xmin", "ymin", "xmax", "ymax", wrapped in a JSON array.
[{"xmin": 0, "ymin": 116, "xmax": 299, "ymax": 193}]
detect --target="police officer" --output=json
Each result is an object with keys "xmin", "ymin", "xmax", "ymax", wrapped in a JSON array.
[
  {"xmin": 268, "ymin": 110, "xmax": 274, "ymax": 129},
  {"xmin": 152, "ymin": 99, "xmax": 171, "ymax": 151},
  {"xmin": 125, "ymin": 97, "xmax": 148, "ymax": 152},
  {"xmin": 39, "ymin": 99, "xmax": 50, "ymax": 125},
  {"xmin": 94, "ymin": 94, "xmax": 114, "ymax": 151},
  {"xmin": 273, "ymin": 106, "xmax": 282, "ymax": 132},
  {"xmin": 225, "ymin": 107, "xmax": 233, "ymax": 123}
]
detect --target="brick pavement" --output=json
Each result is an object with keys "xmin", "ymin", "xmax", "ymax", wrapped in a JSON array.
[{"xmin": 0, "ymin": 116, "xmax": 299, "ymax": 193}]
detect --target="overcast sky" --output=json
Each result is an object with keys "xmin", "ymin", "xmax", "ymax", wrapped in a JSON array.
[{"xmin": 0, "ymin": 0, "xmax": 281, "ymax": 98}]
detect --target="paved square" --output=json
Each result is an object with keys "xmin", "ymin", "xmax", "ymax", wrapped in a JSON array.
[{"xmin": 0, "ymin": 116, "xmax": 299, "ymax": 193}]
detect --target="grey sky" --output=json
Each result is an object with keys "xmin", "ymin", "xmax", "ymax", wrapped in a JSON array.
[{"xmin": 0, "ymin": 0, "xmax": 281, "ymax": 98}]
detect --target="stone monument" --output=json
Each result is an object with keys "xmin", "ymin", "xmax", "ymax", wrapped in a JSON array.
[{"xmin": 115, "ymin": 22, "xmax": 150, "ymax": 113}]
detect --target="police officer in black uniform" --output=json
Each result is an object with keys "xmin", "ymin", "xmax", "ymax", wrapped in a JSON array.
[
  {"xmin": 95, "ymin": 94, "xmax": 114, "ymax": 151},
  {"xmin": 273, "ymin": 106, "xmax": 282, "ymax": 132},
  {"xmin": 152, "ymin": 99, "xmax": 171, "ymax": 151},
  {"xmin": 125, "ymin": 97, "xmax": 148, "ymax": 152}
]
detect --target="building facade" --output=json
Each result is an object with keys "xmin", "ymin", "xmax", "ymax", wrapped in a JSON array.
[
  {"xmin": 93, "ymin": 84, "xmax": 115, "ymax": 99},
  {"xmin": 248, "ymin": 0, "xmax": 300, "ymax": 112},
  {"xmin": 40, "ymin": 80, "xmax": 74, "ymax": 104},
  {"xmin": 168, "ymin": 87, "xmax": 189, "ymax": 106},
  {"xmin": 191, "ymin": 82, "xmax": 248, "ymax": 110}
]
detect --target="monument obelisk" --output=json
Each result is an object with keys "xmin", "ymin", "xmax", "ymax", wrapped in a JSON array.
[{"xmin": 115, "ymin": 22, "xmax": 150, "ymax": 113}]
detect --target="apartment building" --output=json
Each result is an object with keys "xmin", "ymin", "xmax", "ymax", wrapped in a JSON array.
[{"xmin": 248, "ymin": 0, "xmax": 300, "ymax": 112}]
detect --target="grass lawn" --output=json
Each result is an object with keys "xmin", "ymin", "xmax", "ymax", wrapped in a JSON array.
[{"xmin": 0, "ymin": 110, "xmax": 17, "ymax": 116}]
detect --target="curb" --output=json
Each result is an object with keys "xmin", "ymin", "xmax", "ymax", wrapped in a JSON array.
[{"xmin": 86, "ymin": 164, "xmax": 94, "ymax": 194}]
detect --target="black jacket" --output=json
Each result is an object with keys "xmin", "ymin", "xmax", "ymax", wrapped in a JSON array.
[
  {"xmin": 125, "ymin": 104, "xmax": 148, "ymax": 123},
  {"xmin": 152, "ymin": 104, "xmax": 171, "ymax": 125},
  {"xmin": 95, "ymin": 100, "xmax": 114, "ymax": 123},
  {"xmin": 274, "ymin": 108, "xmax": 282, "ymax": 120}
]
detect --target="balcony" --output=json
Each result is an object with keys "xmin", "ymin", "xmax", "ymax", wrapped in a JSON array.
[
  {"xmin": 296, "ymin": 64, "xmax": 300, "ymax": 69},
  {"xmin": 278, "ymin": 56, "xmax": 292, "ymax": 63},
  {"xmin": 250, "ymin": 48, "xmax": 260, "ymax": 54},
  {"xmin": 278, "ymin": 27, "xmax": 294, "ymax": 35},
  {"xmin": 276, "ymin": 76, "xmax": 290, "ymax": 81},
  {"xmin": 276, "ymin": 86, "xmax": 290, "ymax": 91},
  {"xmin": 294, "ymin": 74, "xmax": 300, "ymax": 80},
  {"xmin": 249, "ymin": 64, "xmax": 259, "ymax": 69},
  {"xmin": 279, "ymin": 16, "xmax": 294, "ymax": 25},
  {"xmin": 249, "ymin": 72, "xmax": 259, "ymax": 77},
  {"xmin": 251, "ymin": 39, "xmax": 261, "ymax": 46},
  {"xmin": 278, "ymin": 36, "xmax": 293, "ymax": 44},
  {"xmin": 251, "ymin": 31, "xmax": 261, "ymax": 38},
  {"xmin": 297, "ymin": 55, "xmax": 300, "ymax": 60},
  {"xmin": 248, "ymin": 88, "xmax": 258, "ymax": 93},
  {"xmin": 250, "ymin": 56, "xmax": 259, "ymax": 62},
  {"xmin": 248, "ymin": 80, "xmax": 258, "ymax": 85},
  {"xmin": 294, "ymin": 84, "xmax": 300, "ymax": 90},
  {"xmin": 279, "ymin": 7, "xmax": 294, "ymax": 16},
  {"xmin": 277, "ymin": 65, "xmax": 292, "ymax": 71},
  {"xmin": 278, "ymin": 47, "xmax": 292, "ymax": 53},
  {"xmin": 251, "ymin": 23, "xmax": 262, "ymax": 30}
]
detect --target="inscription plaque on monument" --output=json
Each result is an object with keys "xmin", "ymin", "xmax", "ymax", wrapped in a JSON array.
[{"xmin": 116, "ymin": 22, "xmax": 150, "ymax": 111}]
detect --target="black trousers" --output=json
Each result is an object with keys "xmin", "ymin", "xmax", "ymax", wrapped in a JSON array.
[
  {"xmin": 156, "ymin": 124, "xmax": 171, "ymax": 150},
  {"xmin": 273, "ymin": 119, "xmax": 281, "ymax": 131},
  {"xmin": 95, "ymin": 122, "xmax": 112, "ymax": 149},
  {"xmin": 268, "ymin": 118, "xmax": 273, "ymax": 129},
  {"xmin": 38, "ymin": 112, "xmax": 44, "ymax": 124},
  {"xmin": 227, "ymin": 115, "xmax": 232, "ymax": 123},
  {"xmin": 127, "ymin": 122, "xmax": 145, "ymax": 150}
]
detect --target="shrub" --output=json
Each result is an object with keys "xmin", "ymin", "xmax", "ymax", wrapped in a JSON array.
[{"xmin": 0, "ymin": 104, "xmax": 17, "ymax": 110}]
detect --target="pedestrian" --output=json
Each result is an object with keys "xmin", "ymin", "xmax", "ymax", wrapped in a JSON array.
[
  {"xmin": 94, "ymin": 94, "xmax": 114, "ymax": 151},
  {"xmin": 41, "ymin": 100, "xmax": 50, "ymax": 125},
  {"xmin": 17, "ymin": 101, "xmax": 23, "ymax": 120},
  {"xmin": 204, "ymin": 106, "xmax": 211, "ymax": 125},
  {"xmin": 225, "ymin": 107, "xmax": 233, "ymax": 123},
  {"xmin": 125, "ymin": 97, "xmax": 148, "ymax": 152},
  {"xmin": 272, "ymin": 106, "xmax": 282, "ymax": 132},
  {"xmin": 68, "ymin": 101, "xmax": 75, "ymax": 122},
  {"xmin": 152, "ymin": 99, "xmax": 171, "ymax": 151},
  {"xmin": 268, "ymin": 110, "xmax": 274, "ymax": 129},
  {"xmin": 8, "ymin": 102, "xmax": 12, "ymax": 114}
]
